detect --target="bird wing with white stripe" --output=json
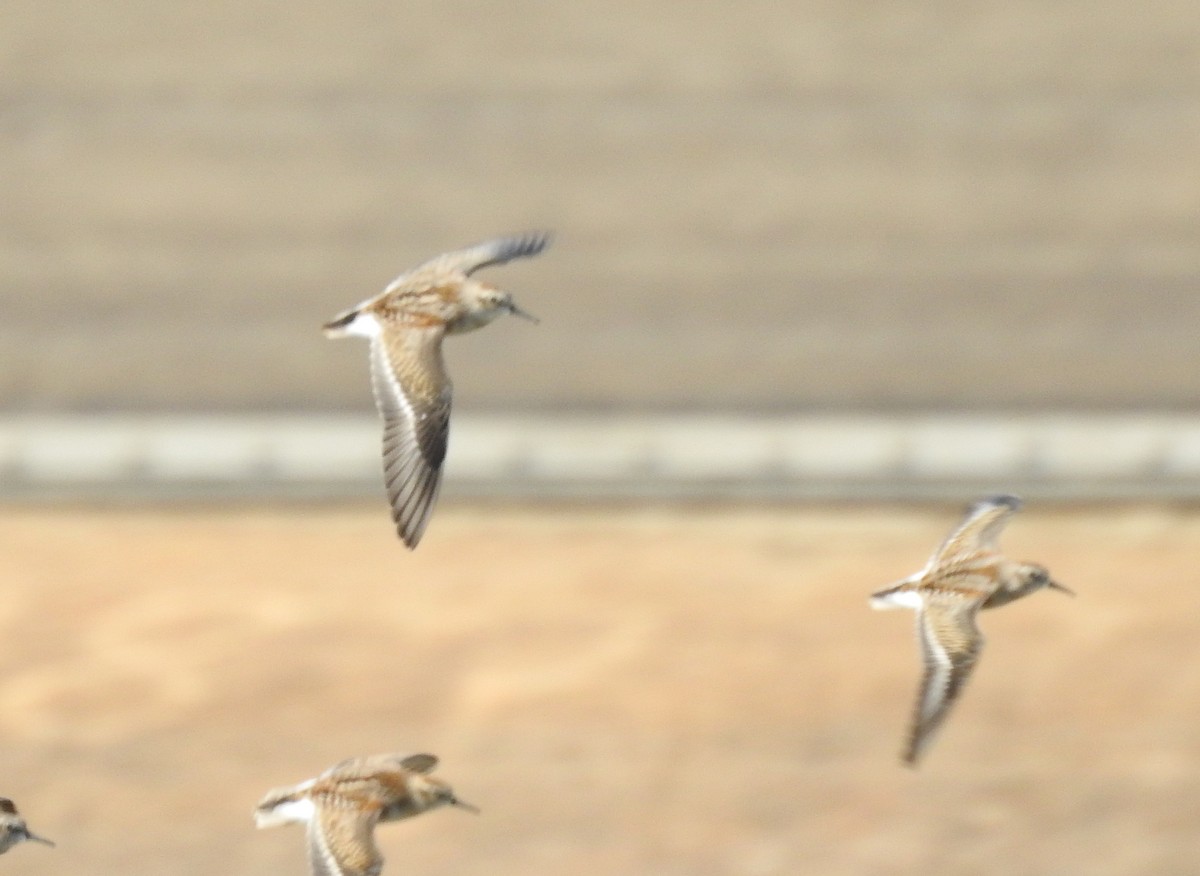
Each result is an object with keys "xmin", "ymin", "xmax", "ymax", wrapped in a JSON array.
[
  {"xmin": 368, "ymin": 326, "xmax": 452, "ymax": 548},
  {"xmin": 308, "ymin": 808, "xmax": 384, "ymax": 876},
  {"xmin": 903, "ymin": 595, "xmax": 987, "ymax": 765}
]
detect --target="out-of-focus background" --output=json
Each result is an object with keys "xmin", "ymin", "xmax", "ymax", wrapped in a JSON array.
[
  {"xmin": 3, "ymin": 0, "xmax": 1199, "ymax": 417},
  {"xmin": 1, "ymin": 3, "xmax": 1198, "ymax": 875}
]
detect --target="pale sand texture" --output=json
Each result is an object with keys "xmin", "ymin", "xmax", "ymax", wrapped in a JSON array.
[{"xmin": 0, "ymin": 504, "xmax": 1196, "ymax": 874}]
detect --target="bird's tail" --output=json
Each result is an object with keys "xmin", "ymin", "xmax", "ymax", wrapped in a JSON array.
[
  {"xmin": 322, "ymin": 307, "xmax": 360, "ymax": 338},
  {"xmin": 869, "ymin": 580, "xmax": 922, "ymax": 610},
  {"xmin": 254, "ymin": 788, "xmax": 315, "ymax": 829}
]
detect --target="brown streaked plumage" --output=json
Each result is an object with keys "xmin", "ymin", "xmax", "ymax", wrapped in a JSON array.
[
  {"xmin": 0, "ymin": 798, "xmax": 54, "ymax": 855},
  {"xmin": 869, "ymin": 494, "xmax": 1072, "ymax": 765},
  {"xmin": 324, "ymin": 232, "xmax": 550, "ymax": 548},
  {"xmin": 255, "ymin": 752, "xmax": 477, "ymax": 876}
]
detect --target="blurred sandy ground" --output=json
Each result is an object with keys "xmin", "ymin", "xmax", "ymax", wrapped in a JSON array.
[{"xmin": 0, "ymin": 502, "xmax": 1196, "ymax": 875}]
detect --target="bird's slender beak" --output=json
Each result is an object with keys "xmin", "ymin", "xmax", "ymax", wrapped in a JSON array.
[
  {"xmin": 507, "ymin": 302, "xmax": 540, "ymax": 324},
  {"xmin": 24, "ymin": 830, "xmax": 55, "ymax": 847},
  {"xmin": 1047, "ymin": 580, "xmax": 1074, "ymax": 596},
  {"xmin": 450, "ymin": 796, "xmax": 480, "ymax": 815}
]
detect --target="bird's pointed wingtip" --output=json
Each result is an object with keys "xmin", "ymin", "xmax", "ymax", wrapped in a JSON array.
[{"xmin": 979, "ymin": 493, "xmax": 1022, "ymax": 511}]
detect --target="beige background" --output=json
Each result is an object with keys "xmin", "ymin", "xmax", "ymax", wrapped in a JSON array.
[
  {"xmin": 1, "ymin": 2, "xmax": 1197, "ymax": 414},
  {"xmin": 1, "ymin": 504, "xmax": 1197, "ymax": 875},
  {"xmin": 1, "ymin": 6, "xmax": 1198, "ymax": 875}
]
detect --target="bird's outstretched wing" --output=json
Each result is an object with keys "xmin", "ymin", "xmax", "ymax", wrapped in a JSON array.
[
  {"xmin": 368, "ymin": 326, "xmax": 452, "ymax": 548},
  {"xmin": 397, "ymin": 754, "xmax": 439, "ymax": 774},
  {"xmin": 903, "ymin": 595, "xmax": 987, "ymax": 765},
  {"xmin": 418, "ymin": 231, "xmax": 552, "ymax": 278},
  {"xmin": 308, "ymin": 806, "xmax": 384, "ymax": 876},
  {"xmin": 326, "ymin": 753, "xmax": 439, "ymax": 778},
  {"xmin": 926, "ymin": 494, "xmax": 1022, "ymax": 572}
]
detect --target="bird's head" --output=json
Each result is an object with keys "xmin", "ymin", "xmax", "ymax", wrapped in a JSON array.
[
  {"xmin": 417, "ymin": 776, "xmax": 480, "ymax": 815},
  {"xmin": 1025, "ymin": 563, "xmax": 1073, "ymax": 597},
  {"xmin": 484, "ymin": 285, "xmax": 538, "ymax": 321}
]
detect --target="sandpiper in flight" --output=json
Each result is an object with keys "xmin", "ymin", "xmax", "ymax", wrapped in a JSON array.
[
  {"xmin": 0, "ymin": 798, "xmax": 54, "ymax": 855},
  {"xmin": 869, "ymin": 494, "xmax": 1072, "ymax": 765},
  {"xmin": 324, "ymin": 232, "xmax": 550, "ymax": 548},
  {"xmin": 255, "ymin": 752, "xmax": 478, "ymax": 876}
]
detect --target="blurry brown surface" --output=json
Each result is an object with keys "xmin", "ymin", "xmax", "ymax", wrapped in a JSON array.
[
  {"xmin": 1, "ymin": 3, "xmax": 1198, "ymax": 413},
  {"xmin": 0, "ymin": 504, "xmax": 1196, "ymax": 875}
]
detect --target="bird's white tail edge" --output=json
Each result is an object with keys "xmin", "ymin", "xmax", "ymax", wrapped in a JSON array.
[
  {"xmin": 323, "ymin": 307, "xmax": 382, "ymax": 339},
  {"xmin": 869, "ymin": 584, "xmax": 923, "ymax": 610},
  {"xmin": 254, "ymin": 797, "xmax": 315, "ymax": 829}
]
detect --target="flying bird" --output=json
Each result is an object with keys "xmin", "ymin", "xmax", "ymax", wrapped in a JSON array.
[
  {"xmin": 870, "ymin": 494, "xmax": 1072, "ymax": 765},
  {"xmin": 0, "ymin": 798, "xmax": 54, "ymax": 855},
  {"xmin": 256, "ymin": 752, "xmax": 477, "ymax": 876},
  {"xmin": 325, "ymin": 232, "xmax": 550, "ymax": 548}
]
